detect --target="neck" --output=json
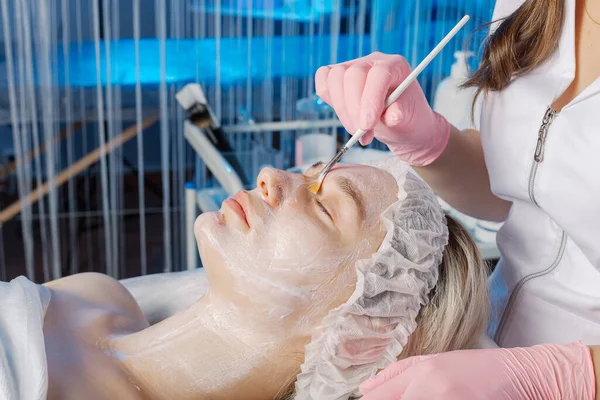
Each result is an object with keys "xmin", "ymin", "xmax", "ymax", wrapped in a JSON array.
[{"xmin": 110, "ymin": 290, "xmax": 303, "ymax": 400}]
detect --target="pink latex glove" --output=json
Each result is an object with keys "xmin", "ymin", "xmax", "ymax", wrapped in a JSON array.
[
  {"xmin": 315, "ymin": 52, "xmax": 451, "ymax": 166},
  {"xmin": 359, "ymin": 342, "xmax": 596, "ymax": 400}
]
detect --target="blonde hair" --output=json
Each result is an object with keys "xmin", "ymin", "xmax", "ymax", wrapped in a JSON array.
[
  {"xmin": 277, "ymin": 215, "xmax": 489, "ymax": 398},
  {"xmin": 400, "ymin": 214, "xmax": 489, "ymax": 357}
]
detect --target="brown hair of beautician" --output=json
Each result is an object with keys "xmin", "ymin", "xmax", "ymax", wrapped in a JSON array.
[{"xmin": 464, "ymin": 0, "xmax": 566, "ymax": 108}]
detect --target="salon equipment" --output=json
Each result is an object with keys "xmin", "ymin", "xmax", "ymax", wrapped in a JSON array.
[
  {"xmin": 295, "ymin": 94, "xmax": 337, "ymax": 166},
  {"xmin": 308, "ymin": 15, "xmax": 471, "ymax": 194},
  {"xmin": 474, "ymin": 220, "xmax": 503, "ymax": 245},
  {"xmin": 295, "ymin": 133, "xmax": 336, "ymax": 167},
  {"xmin": 0, "ymin": 118, "xmax": 157, "ymax": 226},
  {"xmin": 437, "ymin": 198, "xmax": 500, "ymax": 260},
  {"xmin": 0, "ymin": 121, "xmax": 84, "ymax": 180},
  {"xmin": 176, "ymin": 84, "xmax": 248, "ymax": 195}
]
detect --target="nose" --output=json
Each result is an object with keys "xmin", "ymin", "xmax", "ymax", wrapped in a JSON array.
[{"xmin": 257, "ymin": 167, "xmax": 285, "ymax": 207}]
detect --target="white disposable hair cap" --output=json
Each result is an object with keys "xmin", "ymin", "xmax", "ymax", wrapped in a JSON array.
[{"xmin": 294, "ymin": 156, "xmax": 449, "ymax": 399}]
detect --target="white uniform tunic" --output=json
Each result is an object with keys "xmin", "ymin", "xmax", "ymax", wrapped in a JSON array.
[{"xmin": 482, "ymin": 0, "xmax": 600, "ymax": 347}]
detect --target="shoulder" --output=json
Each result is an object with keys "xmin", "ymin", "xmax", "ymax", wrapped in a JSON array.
[
  {"xmin": 44, "ymin": 272, "xmax": 147, "ymax": 326},
  {"xmin": 45, "ymin": 272, "xmax": 125, "ymax": 298}
]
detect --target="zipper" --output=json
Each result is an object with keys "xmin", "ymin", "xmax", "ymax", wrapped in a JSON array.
[
  {"xmin": 495, "ymin": 106, "xmax": 566, "ymax": 344},
  {"xmin": 528, "ymin": 107, "xmax": 559, "ymax": 205}
]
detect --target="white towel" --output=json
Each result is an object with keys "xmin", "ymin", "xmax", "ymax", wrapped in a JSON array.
[{"xmin": 0, "ymin": 277, "xmax": 50, "ymax": 400}]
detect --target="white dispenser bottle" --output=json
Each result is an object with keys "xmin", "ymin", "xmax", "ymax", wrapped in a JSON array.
[{"xmin": 433, "ymin": 51, "xmax": 476, "ymax": 130}]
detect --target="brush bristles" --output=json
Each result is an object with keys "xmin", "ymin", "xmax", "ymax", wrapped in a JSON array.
[
  {"xmin": 306, "ymin": 175, "xmax": 323, "ymax": 194},
  {"xmin": 307, "ymin": 149, "xmax": 343, "ymax": 194},
  {"xmin": 307, "ymin": 181, "xmax": 321, "ymax": 194}
]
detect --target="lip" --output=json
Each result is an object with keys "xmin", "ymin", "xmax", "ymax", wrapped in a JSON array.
[
  {"xmin": 233, "ymin": 191, "xmax": 250, "ymax": 213},
  {"xmin": 223, "ymin": 192, "xmax": 250, "ymax": 227}
]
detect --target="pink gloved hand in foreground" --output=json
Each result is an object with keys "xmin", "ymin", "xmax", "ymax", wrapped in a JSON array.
[
  {"xmin": 315, "ymin": 52, "xmax": 450, "ymax": 166},
  {"xmin": 359, "ymin": 341, "xmax": 596, "ymax": 400}
]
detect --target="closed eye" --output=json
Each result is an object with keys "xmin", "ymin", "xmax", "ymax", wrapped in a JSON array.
[{"xmin": 316, "ymin": 200, "xmax": 333, "ymax": 221}]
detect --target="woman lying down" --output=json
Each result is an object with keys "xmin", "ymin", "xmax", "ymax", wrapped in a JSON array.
[{"xmin": 1, "ymin": 157, "xmax": 489, "ymax": 400}]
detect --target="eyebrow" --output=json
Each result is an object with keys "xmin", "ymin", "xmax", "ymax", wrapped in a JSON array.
[
  {"xmin": 303, "ymin": 162, "xmax": 366, "ymax": 220},
  {"xmin": 308, "ymin": 161, "xmax": 324, "ymax": 172},
  {"xmin": 334, "ymin": 176, "xmax": 366, "ymax": 221}
]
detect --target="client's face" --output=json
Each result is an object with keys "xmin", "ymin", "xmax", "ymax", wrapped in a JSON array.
[{"xmin": 194, "ymin": 163, "xmax": 398, "ymax": 334}]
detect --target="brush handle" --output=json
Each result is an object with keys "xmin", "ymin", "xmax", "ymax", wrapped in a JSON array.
[
  {"xmin": 385, "ymin": 15, "xmax": 470, "ymax": 107},
  {"xmin": 346, "ymin": 15, "xmax": 471, "ymax": 149},
  {"xmin": 345, "ymin": 128, "xmax": 368, "ymax": 149}
]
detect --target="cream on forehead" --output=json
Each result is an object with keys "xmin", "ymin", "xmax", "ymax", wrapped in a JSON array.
[{"xmin": 316, "ymin": 164, "xmax": 398, "ymax": 222}]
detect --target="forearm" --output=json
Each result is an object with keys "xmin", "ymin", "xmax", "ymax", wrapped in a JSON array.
[
  {"xmin": 590, "ymin": 346, "xmax": 600, "ymax": 400},
  {"xmin": 414, "ymin": 125, "xmax": 512, "ymax": 222}
]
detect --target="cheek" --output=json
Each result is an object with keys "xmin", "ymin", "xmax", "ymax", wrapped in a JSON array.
[
  {"xmin": 260, "ymin": 208, "xmax": 345, "ymax": 272},
  {"xmin": 193, "ymin": 203, "xmax": 372, "ymax": 326}
]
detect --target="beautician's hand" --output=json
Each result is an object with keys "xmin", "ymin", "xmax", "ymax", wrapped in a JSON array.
[
  {"xmin": 359, "ymin": 342, "xmax": 596, "ymax": 400},
  {"xmin": 315, "ymin": 52, "xmax": 450, "ymax": 166}
]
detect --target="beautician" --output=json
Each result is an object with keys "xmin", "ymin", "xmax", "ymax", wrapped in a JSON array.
[{"xmin": 314, "ymin": 0, "xmax": 600, "ymax": 398}]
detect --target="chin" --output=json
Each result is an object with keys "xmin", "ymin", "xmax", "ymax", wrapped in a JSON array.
[
  {"xmin": 194, "ymin": 212, "xmax": 218, "ymax": 252},
  {"xmin": 194, "ymin": 211, "xmax": 236, "ymax": 269},
  {"xmin": 194, "ymin": 227, "xmax": 237, "ymax": 290},
  {"xmin": 194, "ymin": 212, "xmax": 221, "ymax": 236}
]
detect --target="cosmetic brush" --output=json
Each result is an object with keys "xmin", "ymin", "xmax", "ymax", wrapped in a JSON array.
[{"xmin": 308, "ymin": 14, "xmax": 471, "ymax": 194}]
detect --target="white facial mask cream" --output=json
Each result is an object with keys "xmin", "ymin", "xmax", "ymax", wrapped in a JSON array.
[{"xmin": 194, "ymin": 164, "xmax": 398, "ymax": 334}]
